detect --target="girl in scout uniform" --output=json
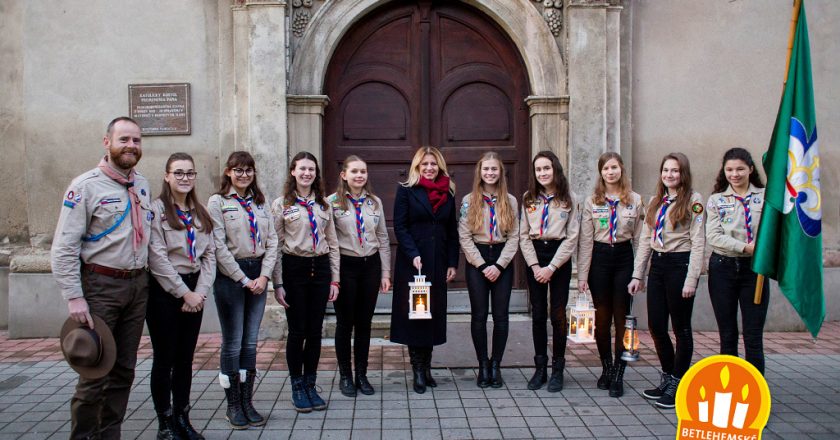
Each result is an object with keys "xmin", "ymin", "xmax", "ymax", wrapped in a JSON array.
[
  {"xmin": 458, "ymin": 152, "xmax": 518, "ymax": 388},
  {"xmin": 328, "ymin": 155, "xmax": 392, "ymax": 397},
  {"xmin": 271, "ymin": 151, "xmax": 340, "ymax": 412},
  {"xmin": 628, "ymin": 152, "xmax": 705, "ymax": 410},
  {"xmin": 208, "ymin": 151, "xmax": 278, "ymax": 429},
  {"xmin": 148, "ymin": 153, "xmax": 215, "ymax": 439},
  {"xmin": 519, "ymin": 150, "xmax": 580, "ymax": 392},
  {"xmin": 577, "ymin": 152, "xmax": 644, "ymax": 398},
  {"xmin": 706, "ymin": 148, "xmax": 768, "ymax": 374}
]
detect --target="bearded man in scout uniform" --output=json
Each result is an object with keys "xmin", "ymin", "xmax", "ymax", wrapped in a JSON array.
[{"xmin": 51, "ymin": 117, "xmax": 153, "ymax": 439}]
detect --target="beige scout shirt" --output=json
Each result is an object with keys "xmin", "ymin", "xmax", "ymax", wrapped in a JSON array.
[
  {"xmin": 148, "ymin": 199, "xmax": 216, "ymax": 298},
  {"xmin": 519, "ymin": 191, "xmax": 580, "ymax": 269},
  {"xmin": 328, "ymin": 192, "xmax": 392, "ymax": 279},
  {"xmin": 207, "ymin": 190, "xmax": 279, "ymax": 283},
  {"xmin": 51, "ymin": 166, "xmax": 153, "ymax": 300},
  {"xmin": 632, "ymin": 192, "xmax": 706, "ymax": 289},
  {"xmin": 706, "ymin": 185, "xmax": 765, "ymax": 257},
  {"xmin": 271, "ymin": 195, "xmax": 341, "ymax": 283},
  {"xmin": 457, "ymin": 192, "xmax": 519, "ymax": 269},
  {"xmin": 577, "ymin": 192, "xmax": 645, "ymax": 281}
]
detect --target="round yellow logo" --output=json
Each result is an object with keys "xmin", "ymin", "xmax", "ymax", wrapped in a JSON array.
[{"xmin": 676, "ymin": 355, "xmax": 771, "ymax": 440}]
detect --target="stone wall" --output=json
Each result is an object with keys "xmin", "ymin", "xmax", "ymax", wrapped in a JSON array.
[{"xmin": 3, "ymin": 0, "xmax": 228, "ymax": 246}]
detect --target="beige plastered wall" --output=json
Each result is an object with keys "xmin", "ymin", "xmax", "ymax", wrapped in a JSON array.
[
  {"xmin": 0, "ymin": 0, "xmax": 228, "ymax": 246},
  {"xmin": 630, "ymin": 0, "xmax": 839, "ymax": 260}
]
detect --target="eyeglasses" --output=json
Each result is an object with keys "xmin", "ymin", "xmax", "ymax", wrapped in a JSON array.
[
  {"xmin": 170, "ymin": 170, "xmax": 198, "ymax": 180},
  {"xmin": 232, "ymin": 168, "xmax": 256, "ymax": 177}
]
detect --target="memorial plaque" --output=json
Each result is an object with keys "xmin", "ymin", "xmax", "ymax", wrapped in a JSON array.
[{"xmin": 129, "ymin": 83, "xmax": 191, "ymax": 135}]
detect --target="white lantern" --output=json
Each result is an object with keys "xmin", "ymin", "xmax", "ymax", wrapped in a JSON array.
[
  {"xmin": 567, "ymin": 291, "xmax": 596, "ymax": 343},
  {"xmin": 408, "ymin": 272, "xmax": 432, "ymax": 320}
]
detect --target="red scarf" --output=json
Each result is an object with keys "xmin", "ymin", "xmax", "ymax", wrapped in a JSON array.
[
  {"xmin": 97, "ymin": 156, "xmax": 145, "ymax": 250},
  {"xmin": 418, "ymin": 175, "xmax": 450, "ymax": 214}
]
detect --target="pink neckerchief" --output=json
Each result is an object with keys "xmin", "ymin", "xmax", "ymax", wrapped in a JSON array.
[{"xmin": 97, "ymin": 156, "xmax": 144, "ymax": 250}]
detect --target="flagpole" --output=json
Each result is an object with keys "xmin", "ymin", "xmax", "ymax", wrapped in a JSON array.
[{"xmin": 754, "ymin": 0, "xmax": 802, "ymax": 305}]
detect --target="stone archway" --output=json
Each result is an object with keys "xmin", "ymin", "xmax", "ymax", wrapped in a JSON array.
[{"xmin": 286, "ymin": 0, "xmax": 569, "ymax": 166}]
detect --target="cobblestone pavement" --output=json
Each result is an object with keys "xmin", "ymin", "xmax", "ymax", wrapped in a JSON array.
[{"xmin": 0, "ymin": 322, "xmax": 839, "ymax": 439}]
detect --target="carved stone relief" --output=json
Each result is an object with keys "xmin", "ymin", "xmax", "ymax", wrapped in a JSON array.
[
  {"xmin": 291, "ymin": 0, "xmax": 319, "ymax": 38},
  {"xmin": 531, "ymin": 0, "xmax": 563, "ymax": 38}
]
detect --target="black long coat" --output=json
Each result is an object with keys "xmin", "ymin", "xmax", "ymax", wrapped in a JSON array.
[{"xmin": 389, "ymin": 184, "xmax": 459, "ymax": 346}]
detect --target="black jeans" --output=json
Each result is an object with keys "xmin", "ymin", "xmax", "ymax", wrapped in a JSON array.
[
  {"xmin": 466, "ymin": 243, "xmax": 514, "ymax": 362},
  {"xmin": 146, "ymin": 272, "xmax": 203, "ymax": 412},
  {"xmin": 213, "ymin": 258, "xmax": 266, "ymax": 376},
  {"xmin": 647, "ymin": 251, "xmax": 694, "ymax": 378},
  {"xmin": 283, "ymin": 253, "xmax": 331, "ymax": 378},
  {"xmin": 335, "ymin": 253, "xmax": 382, "ymax": 373},
  {"xmin": 526, "ymin": 240, "xmax": 573, "ymax": 359},
  {"xmin": 588, "ymin": 241, "xmax": 634, "ymax": 361},
  {"xmin": 708, "ymin": 252, "xmax": 770, "ymax": 374}
]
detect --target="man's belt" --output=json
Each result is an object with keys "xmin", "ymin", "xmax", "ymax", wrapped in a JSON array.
[{"xmin": 83, "ymin": 263, "xmax": 146, "ymax": 279}]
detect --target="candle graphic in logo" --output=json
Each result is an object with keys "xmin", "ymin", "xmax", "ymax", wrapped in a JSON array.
[
  {"xmin": 675, "ymin": 355, "xmax": 771, "ymax": 440},
  {"xmin": 698, "ymin": 386, "xmax": 709, "ymax": 423},
  {"xmin": 732, "ymin": 384, "xmax": 750, "ymax": 429},
  {"xmin": 712, "ymin": 365, "xmax": 732, "ymax": 428}
]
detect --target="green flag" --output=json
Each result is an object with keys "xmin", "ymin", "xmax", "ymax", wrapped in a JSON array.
[{"xmin": 752, "ymin": 0, "xmax": 824, "ymax": 338}]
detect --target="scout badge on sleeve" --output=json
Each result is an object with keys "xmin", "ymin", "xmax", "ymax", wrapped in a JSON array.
[{"xmin": 408, "ymin": 267, "xmax": 432, "ymax": 320}]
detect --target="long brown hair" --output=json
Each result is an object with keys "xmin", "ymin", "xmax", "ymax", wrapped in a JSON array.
[
  {"xmin": 159, "ymin": 152, "xmax": 212, "ymax": 233},
  {"xmin": 712, "ymin": 147, "xmax": 765, "ymax": 193},
  {"xmin": 401, "ymin": 146, "xmax": 456, "ymax": 193},
  {"xmin": 335, "ymin": 155, "xmax": 379, "ymax": 211},
  {"xmin": 283, "ymin": 151, "xmax": 327, "ymax": 209},
  {"xmin": 592, "ymin": 152, "xmax": 632, "ymax": 205},
  {"xmin": 524, "ymin": 150, "xmax": 571, "ymax": 207},
  {"xmin": 216, "ymin": 151, "xmax": 266, "ymax": 205},
  {"xmin": 645, "ymin": 152, "xmax": 694, "ymax": 228},
  {"xmin": 467, "ymin": 152, "xmax": 515, "ymax": 235}
]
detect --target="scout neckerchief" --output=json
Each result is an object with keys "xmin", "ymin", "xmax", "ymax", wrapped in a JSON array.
[
  {"xmin": 732, "ymin": 193, "xmax": 754, "ymax": 243},
  {"xmin": 539, "ymin": 194, "xmax": 555, "ymax": 237},
  {"xmin": 231, "ymin": 194, "xmax": 260, "ymax": 253},
  {"xmin": 653, "ymin": 195, "xmax": 673, "ymax": 246},
  {"xmin": 297, "ymin": 195, "xmax": 319, "ymax": 250},
  {"xmin": 346, "ymin": 193, "xmax": 366, "ymax": 246},
  {"xmin": 175, "ymin": 205, "xmax": 196, "ymax": 263},
  {"xmin": 483, "ymin": 195, "xmax": 497, "ymax": 242},
  {"xmin": 607, "ymin": 197, "xmax": 620, "ymax": 245},
  {"xmin": 97, "ymin": 156, "xmax": 144, "ymax": 250}
]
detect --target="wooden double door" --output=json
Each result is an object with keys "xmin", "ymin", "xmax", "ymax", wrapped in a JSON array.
[{"xmin": 323, "ymin": 0, "xmax": 531, "ymax": 289}]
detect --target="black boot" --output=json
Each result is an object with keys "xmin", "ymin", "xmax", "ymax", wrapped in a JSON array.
[
  {"xmin": 547, "ymin": 357, "xmax": 565, "ymax": 392},
  {"xmin": 156, "ymin": 409, "xmax": 179, "ymax": 440},
  {"xmin": 240, "ymin": 370, "xmax": 266, "ymax": 426},
  {"xmin": 221, "ymin": 373, "xmax": 248, "ymax": 429},
  {"xmin": 597, "ymin": 357, "xmax": 613, "ymax": 390},
  {"xmin": 338, "ymin": 360, "xmax": 356, "ymax": 397},
  {"xmin": 489, "ymin": 359, "xmax": 504, "ymax": 388},
  {"xmin": 173, "ymin": 405, "xmax": 204, "ymax": 440},
  {"xmin": 476, "ymin": 358, "xmax": 490, "ymax": 388},
  {"xmin": 424, "ymin": 348, "xmax": 437, "ymax": 387},
  {"xmin": 355, "ymin": 369, "xmax": 375, "ymax": 396},
  {"xmin": 609, "ymin": 360, "xmax": 626, "ymax": 398},
  {"xmin": 655, "ymin": 374, "xmax": 680, "ymax": 409},
  {"xmin": 527, "ymin": 355, "xmax": 548, "ymax": 390},
  {"xmin": 409, "ymin": 347, "xmax": 426, "ymax": 394}
]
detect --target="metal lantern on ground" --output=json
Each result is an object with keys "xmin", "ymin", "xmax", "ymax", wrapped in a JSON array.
[
  {"xmin": 621, "ymin": 301, "xmax": 640, "ymax": 361},
  {"xmin": 408, "ymin": 270, "xmax": 432, "ymax": 320},
  {"xmin": 567, "ymin": 291, "xmax": 596, "ymax": 343}
]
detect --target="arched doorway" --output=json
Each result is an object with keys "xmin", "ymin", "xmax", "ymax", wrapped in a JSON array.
[{"xmin": 323, "ymin": 0, "xmax": 531, "ymax": 291}]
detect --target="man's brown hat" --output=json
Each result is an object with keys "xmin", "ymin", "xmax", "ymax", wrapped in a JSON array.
[{"xmin": 60, "ymin": 315, "xmax": 116, "ymax": 379}]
